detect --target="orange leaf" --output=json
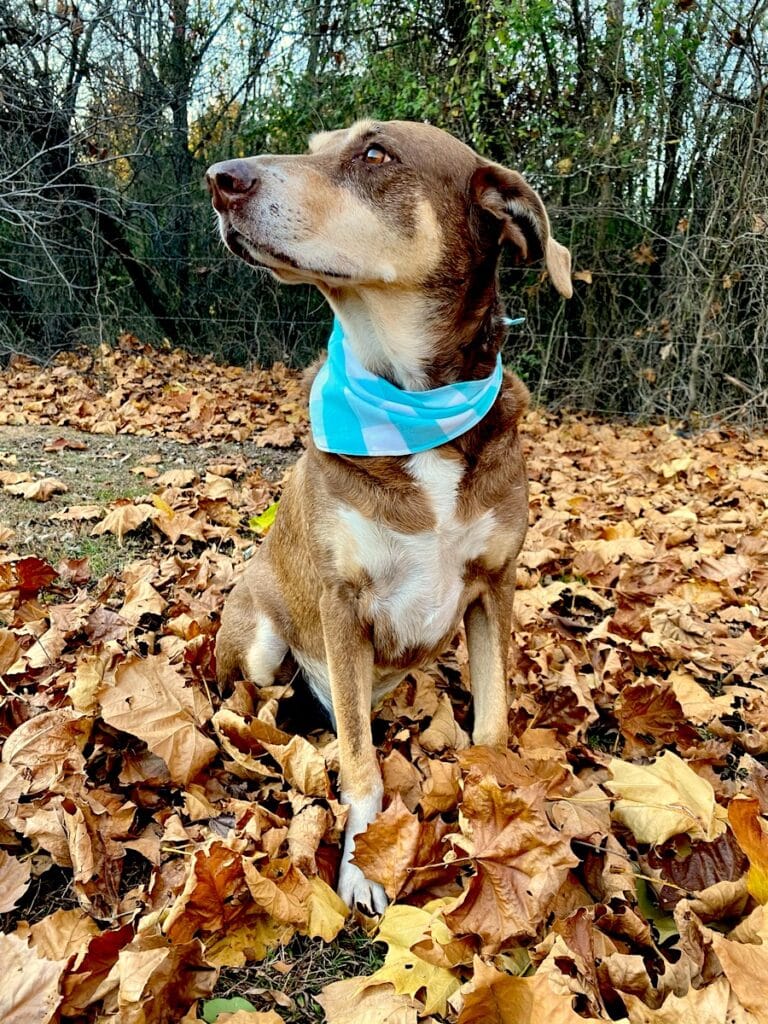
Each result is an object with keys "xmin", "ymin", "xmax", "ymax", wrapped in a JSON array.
[{"xmin": 728, "ymin": 796, "xmax": 768, "ymax": 903}]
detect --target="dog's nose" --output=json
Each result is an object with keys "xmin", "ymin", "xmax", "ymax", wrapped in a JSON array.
[{"xmin": 206, "ymin": 160, "xmax": 259, "ymax": 210}]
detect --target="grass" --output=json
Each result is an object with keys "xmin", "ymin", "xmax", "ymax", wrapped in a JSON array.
[{"xmin": 215, "ymin": 928, "xmax": 386, "ymax": 1022}]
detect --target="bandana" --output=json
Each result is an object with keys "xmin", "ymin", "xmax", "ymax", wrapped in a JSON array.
[{"xmin": 309, "ymin": 318, "xmax": 521, "ymax": 457}]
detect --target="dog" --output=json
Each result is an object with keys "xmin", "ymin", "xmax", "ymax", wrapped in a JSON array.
[{"xmin": 206, "ymin": 120, "xmax": 572, "ymax": 913}]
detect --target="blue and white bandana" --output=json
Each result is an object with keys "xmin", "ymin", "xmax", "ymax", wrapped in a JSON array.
[{"xmin": 309, "ymin": 318, "xmax": 519, "ymax": 457}]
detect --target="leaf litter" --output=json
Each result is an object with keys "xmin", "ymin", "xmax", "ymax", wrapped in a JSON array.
[{"xmin": 0, "ymin": 337, "xmax": 768, "ymax": 1022}]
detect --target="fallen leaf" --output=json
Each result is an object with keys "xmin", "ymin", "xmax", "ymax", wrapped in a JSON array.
[
  {"xmin": 316, "ymin": 978, "xmax": 418, "ymax": 1024},
  {"xmin": 364, "ymin": 903, "xmax": 461, "ymax": 1016},
  {"xmin": 728, "ymin": 796, "xmax": 768, "ymax": 903},
  {"xmin": 99, "ymin": 654, "xmax": 217, "ymax": 786},
  {"xmin": 0, "ymin": 849, "xmax": 31, "ymax": 912},
  {"xmin": 0, "ymin": 932, "xmax": 66, "ymax": 1024},
  {"xmin": 606, "ymin": 751, "xmax": 728, "ymax": 844}
]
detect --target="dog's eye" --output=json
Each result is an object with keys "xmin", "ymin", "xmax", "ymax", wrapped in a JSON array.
[{"xmin": 362, "ymin": 145, "xmax": 392, "ymax": 165}]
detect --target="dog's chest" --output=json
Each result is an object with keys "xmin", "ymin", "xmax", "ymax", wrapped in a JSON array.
[{"xmin": 335, "ymin": 451, "xmax": 496, "ymax": 656}]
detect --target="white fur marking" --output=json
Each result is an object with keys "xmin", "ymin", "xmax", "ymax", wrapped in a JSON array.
[
  {"xmin": 245, "ymin": 617, "xmax": 288, "ymax": 686},
  {"xmin": 335, "ymin": 451, "xmax": 497, "ymax": 655}
]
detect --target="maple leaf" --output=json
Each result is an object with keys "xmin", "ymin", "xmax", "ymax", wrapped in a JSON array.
[
  {"xmin": 243, "ymin": 858, "xmax": 309, "ymax": 926},
  {"xmin": 606, "ymin": 751, "xmax": 728, "ymax": 845},
  {"xmin": 0, "ymin": 932, "xmax": 66, "ymax": 1024},
  {"xmin": 99, "ymin": 653, "xmax": 217, "ymax": 786},
  {"xmin": 261, "ymin": 733, "xmax": 330, "ymax": 797},
  {"xmin": 364, "ymin": 902, "xmax": 462, "ymax": 1016},
  {"xmin": 457, "ymin": 957, "xmax": 533, "ymax": 1023},
  {"xmin": 316, "ymin": 978, "xmax": 419, "ymax": 1024},
  {"xmin": 27, "ymin": 907, "xmax": 100, "ymax": 961},
  {"xmin": 1, "ymin": 709, "xmax": 90, "ymax": 794},
  {"xmin": 5, "ymin": 476, "xmax": 68, "ymax": 501},
  {"xmin": 303, "ymin": 875, "xmax": 348, "ymax": 942},
  {"xmin": 351, "ymin": 794, "xmax": 425, "ymax": 900},
  {"xmin": 443, "ymin": 777, "xmax": 579, "ymax": 952},
  {"xmin": 59, "ymin": 790, "xmax": 135, "ymax": 918},
  {"xmin": 164, "ymin": 840, "xmax": 260, "ymax": 947},
  {"xmin": 108, "ymin": 928, "xmax": 218, "ymax": 1024},
  {"xmin": 91, "ymin": 501, "xmax": 155, "ymax": 542},
  {"xmin": 120, "ymin": 578, "xmax": 168, "ymax": 624},
  {"xmin": 13, "ymin": 556, "xmax": 58, "ymax": 593},
  {"xmin": 352, "ymin": 793, "xmax": 456, "ymax": 900}
]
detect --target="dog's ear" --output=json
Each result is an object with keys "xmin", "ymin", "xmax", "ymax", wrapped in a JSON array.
[{"xmin": 471, "ymin": 162, "xmax": 573, "ymax": 298}]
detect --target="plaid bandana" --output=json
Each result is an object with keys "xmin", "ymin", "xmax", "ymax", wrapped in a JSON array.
[{"xmin": 309, "ymin": 318, "xmax": 515, "ymax": 457}]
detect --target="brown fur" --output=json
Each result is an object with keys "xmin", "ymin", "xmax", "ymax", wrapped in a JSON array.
[{"xmin": 207, "ymin": 120, "xmax": 571, "ymax": 911}]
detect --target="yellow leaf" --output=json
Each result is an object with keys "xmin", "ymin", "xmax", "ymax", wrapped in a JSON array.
[
  {"xmin": 249, "ymin": 501, "xmax": 279, "ymax": 535},
  {"xmin": 151, "ymin": 494, "xmax": 175, "ymax": 517},
  {"xmin": 363, "ymin": 903, "xmax": 461, "ymax": 1016},
  {"xmin": 606, "ymin": 751, "xmax": 727, "ymax": 844},
  {"xmin": 303, "ymin": 875, "xmax": 348, "ymax": 942}
]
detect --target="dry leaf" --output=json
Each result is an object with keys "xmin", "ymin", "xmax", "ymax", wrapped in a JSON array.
[
  {"xmin": 317, "ymin": 978, "xmax": 418, "ymax": 1024},
  {"xmin": 0, "ymin": 932, "xmax": 66, "ymax": 1024},
  {"xmin": 1, "ymin": 709, "xmax": 90, "ymax": 794},
  {"xmin": 728, "ymin": 796, "xmax": 768, "ymax": 904},
  {"xmin": 364, "ymin": 903, "xmax": 462, "ymax": 1016},
  {"xmin": 99, "ymin": 654, "xmax": 217, "ymax": 786},
  {"xmin": 444, "ymin": 778, "xmax": 579, "ymax": 951},
  {"xmin": 606, "ymin": 751, "xmax": 728, "ymax": 844},
  {"xmin": 0, "ymin": 849, "xmax": 31, "ymax": 912}
]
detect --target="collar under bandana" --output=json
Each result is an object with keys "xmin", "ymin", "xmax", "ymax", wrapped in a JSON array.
[{"xmin": 309, "ymin": 318, "xmax": 517, "ymax": 457}]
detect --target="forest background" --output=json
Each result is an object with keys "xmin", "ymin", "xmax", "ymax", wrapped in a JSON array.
[{"xmin": 1, "ymin": 0, "xmax": 766, "ymax": 422}]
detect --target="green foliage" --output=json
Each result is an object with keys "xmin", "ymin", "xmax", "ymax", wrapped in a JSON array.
[
  {"xmin": 1, "ymin": 0, "xmax": 766, "ymax": 420},
  {"xmin": 202, "ymin": 996, "xmax": 259, "ymax": 1021}
]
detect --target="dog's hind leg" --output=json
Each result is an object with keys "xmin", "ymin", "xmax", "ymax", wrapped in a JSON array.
[{"xmin": 215, "ymin": 572, "xmax": 288, "ymax": 688}]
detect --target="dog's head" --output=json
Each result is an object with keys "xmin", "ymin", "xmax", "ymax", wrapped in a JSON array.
[{"xmin": 206, "ymin": 120, "xmax": 572, "ymax": 298}]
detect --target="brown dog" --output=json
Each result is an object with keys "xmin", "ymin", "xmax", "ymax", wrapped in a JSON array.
[{"xmin": 206, "ymin": 120, "xmax": 571, "ymax": 912}]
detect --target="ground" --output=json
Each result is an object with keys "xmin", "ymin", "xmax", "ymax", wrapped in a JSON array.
[{"xmin": 1, "ymin": 337, "xmax": 768, "ymax": 1024}]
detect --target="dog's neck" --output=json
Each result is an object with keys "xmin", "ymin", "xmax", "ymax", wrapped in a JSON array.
[{"xmin": 322, "ymin": 276, "xmax": 505, "ymax": 392}]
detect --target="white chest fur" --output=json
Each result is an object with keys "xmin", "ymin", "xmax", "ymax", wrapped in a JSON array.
[{"xmin": 335, "ymin": 450, "xmax": 497, "ymax": 655}]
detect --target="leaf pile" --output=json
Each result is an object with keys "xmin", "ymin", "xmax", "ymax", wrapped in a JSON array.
[{"xmin": 1, "ymin": 341, "xmax": 768, "ymax": 1023}]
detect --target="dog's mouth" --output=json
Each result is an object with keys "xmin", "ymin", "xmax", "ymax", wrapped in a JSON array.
[{"xmin": 224, "ymin": 227, "xmax": 353, "ymax": 283}]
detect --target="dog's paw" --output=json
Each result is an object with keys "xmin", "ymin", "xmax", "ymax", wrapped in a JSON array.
[{"xmin": 337, "ymin": 861, "xmax": 388, "ymax": 915}]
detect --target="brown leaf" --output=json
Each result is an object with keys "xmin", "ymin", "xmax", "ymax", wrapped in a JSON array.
[
  {"xmin": 164, "ymin": 840, "xmax": 252, "ymax": 944},
  {"xmin": 0, "ymin": 849, "xmax": 31, "ymax": 912},
  {"xmin": 262, "ymin": 733, "xmax": 330, "ymax": 797},
  {"xmin": 1, "ymin": 709, "xmax": 90, "ymax": 794},
  {"xmin": 111, "ymin": 928, "xmax": 218, "ymax": 1024},
  {"xmin": 0, "ymin": 932, "xmax": 66, "ymax": 1024},
  {"xmin": 28, "ymin": 907, "xmax": 100, "ymax": 962},
  {"xmin": 457, "ymin": 956, "xmax": 533, "ymax": 1023},
  {"xmin": 5, "ymin": 477, "xmax": 68, "ymax": 501},
  {"xmin": 444, "ymin": 779, "xmax": 579, "ymax": 952},
  {"xmin": 99, "ymin": 654, "xmax": 217, "ymax": 786},
  {"xmin": 352, "ymin": 794, "xmax": 423, "ymax": 900},
  {"xmin": 91, "ymin": 501, "xmax": 155, "ymax": 542}
]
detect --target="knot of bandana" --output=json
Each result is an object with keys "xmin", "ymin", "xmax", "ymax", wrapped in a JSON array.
[{"xmin": 309, "ymin": 319, "xmax": 519, "ymax": 457}]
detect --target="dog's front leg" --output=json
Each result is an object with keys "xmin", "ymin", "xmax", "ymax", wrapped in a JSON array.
[
  {"xmin": 465, "ymin": 565, "xmax": 516, "ymax": 748},
  {"xmin": 319, "ymin": 585, "xmax": 387, "ymax": 914}
]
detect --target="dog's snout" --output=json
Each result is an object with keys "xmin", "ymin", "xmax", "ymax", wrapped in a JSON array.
[{"xmin": 206, "ymin": 160, "xmax": 259, "ymax": 210}]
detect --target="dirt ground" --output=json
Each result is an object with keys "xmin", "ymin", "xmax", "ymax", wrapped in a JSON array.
[{"xmin": 0, "ymin": 423, "xmax": 296, "ymax": 573}]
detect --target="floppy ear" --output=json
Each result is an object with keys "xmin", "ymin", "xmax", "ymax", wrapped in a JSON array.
[{"xmin": 471, "ymin": 162, "xmax": 573, "ymax": 298}]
